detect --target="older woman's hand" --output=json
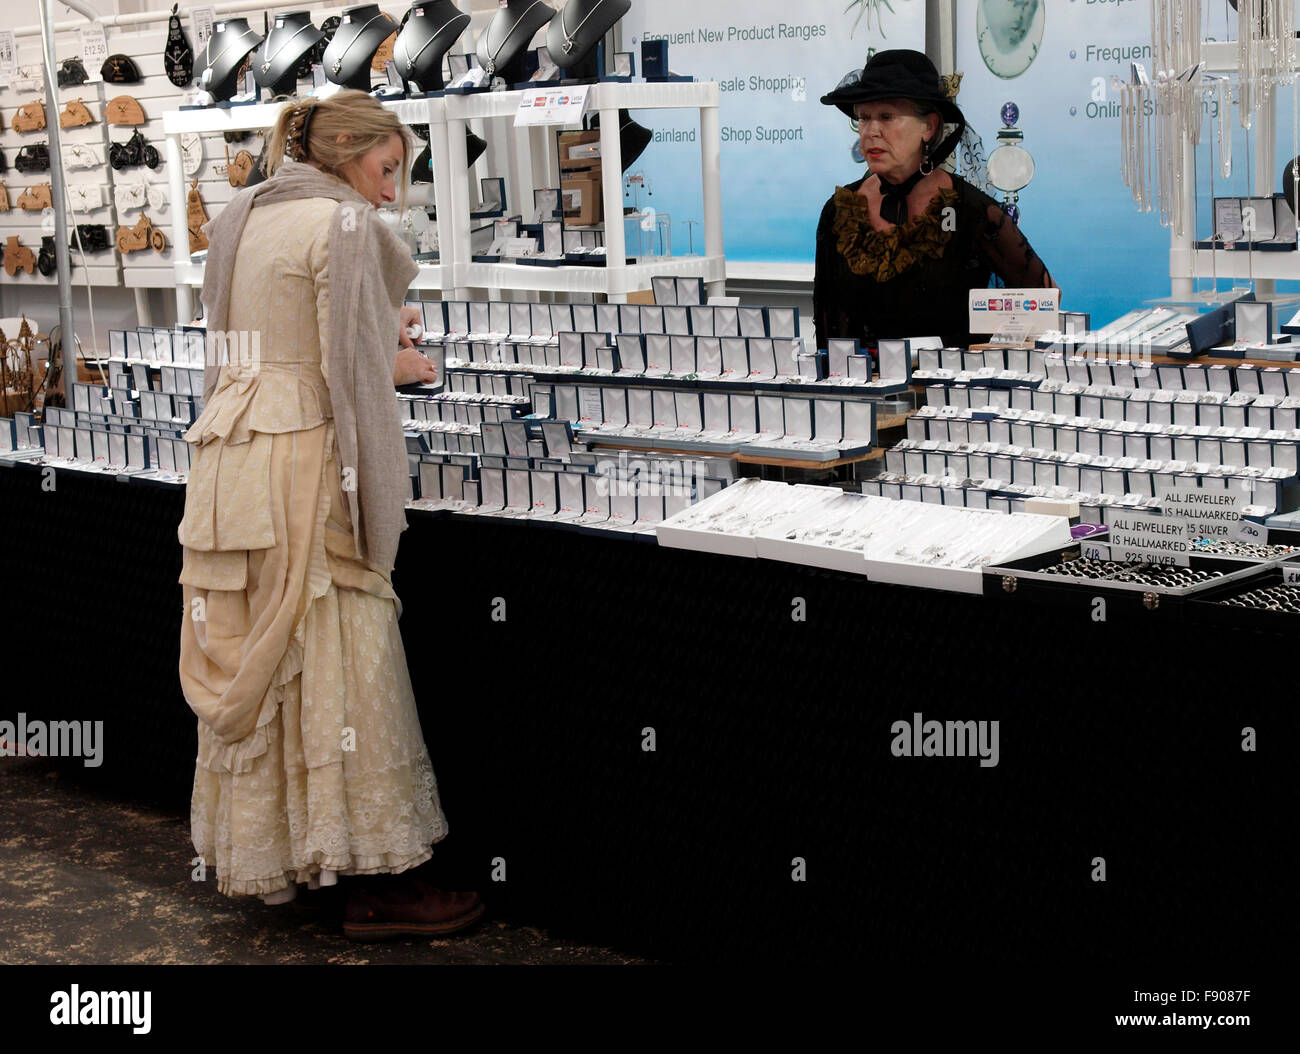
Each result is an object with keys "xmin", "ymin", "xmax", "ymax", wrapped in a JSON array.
[{"xmin": 394, "ymin": 347, "xmax": 438, "ymax": 386}]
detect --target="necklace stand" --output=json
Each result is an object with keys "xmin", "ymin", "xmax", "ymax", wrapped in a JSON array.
[
  {"xmin": 394, "ymin": 1, "xmax": 470, "ymax": 93},
  {"xmin": 547, "ymin": 0, "xmax": 629, "ymax": 82},
  {"xmin": 475, "ymin": 0, "xmax": 554, "ymax": 83},
  {"xmin": 589, "ymin": 108, "xmax": 652, "ymax": 170},
  {"xmin": 322, "ymin": 3, "xmax": 398, "ymax": 90},
  {"xmin": 201, "ymin": 18, "xmax": 263, "ymax": 102},
  {"xmin": 254, "ymin": 12, "xmax": 324, "ymax": 96}
]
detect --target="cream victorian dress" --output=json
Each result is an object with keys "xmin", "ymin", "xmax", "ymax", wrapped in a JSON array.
[{"xmin": 178, "ymin": 197, "xmax": 446, "ymax": 898}]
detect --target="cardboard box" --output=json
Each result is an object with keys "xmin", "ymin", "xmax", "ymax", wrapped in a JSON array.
[{"xmin": 561, "ymin": 176, "xmax": 601, "ymax": 225}]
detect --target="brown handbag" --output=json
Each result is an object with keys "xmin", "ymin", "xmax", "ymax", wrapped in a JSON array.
[
  {"xmin": 105, "ymin": 95, "xmax": 146, "ymax": 126},
  {"xmin": 59, "ymin": 98, "xmax": 95, "ymax": 129},
  {"xmin": 13, "ymin": 100, "xmax": 46, "ymax": 133}
]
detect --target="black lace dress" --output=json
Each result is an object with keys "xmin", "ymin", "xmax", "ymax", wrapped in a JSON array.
[{"xmin": 812, "ymin": 172, "xmax": 1054, "ymax": 350}]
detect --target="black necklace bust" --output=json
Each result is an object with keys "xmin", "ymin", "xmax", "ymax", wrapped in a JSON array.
[
  {"xmin": 199, "ymin": 18, "xmax": 263, "ymax": 102},
  {"xmin": 546, "ymin": 0, "xmax": 629, "ymax": 79},
  {"xmin": 394, "ymin": 1, "xmax": 470, "ymax": 93},
  {"xmin": 475, "ymin": 0, "xmax": 554, "ymax": 83},
  {"xmin": 322, "ymin": 3, "xmax": 399, "ymax": 90},
  {"xmin": 254, "ymin": 12, "xmax": 324, "ymax": 96}
]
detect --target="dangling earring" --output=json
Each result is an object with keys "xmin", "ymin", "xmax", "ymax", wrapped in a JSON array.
[{"xmin": 918, "ymin": 139, "xmax": 934, "ymax": 175}]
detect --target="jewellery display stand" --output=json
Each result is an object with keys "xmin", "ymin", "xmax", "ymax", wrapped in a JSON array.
[
  {"xmin": 253, "ymin": 12, "xmax": 325, "ymax": 97},
  {"xmin": 394, "ymin": 1, "xmax": 471, "ymax": 94},
  {"xmin": 475, "ymin": 0, "xmax": 555, "ymax": 83},
  {"xmin": 546, "ymin": 0, "xmax": 630, "ymax": 82},
  {"xmin": 197, "ymin": 18, "xmax": 263, "ymax": 103},
  {"xmin": 162, "ymin": 80, "xmax": 724, "ymax": 312},
  {"xmin": 321, "ymin": 3, "xmax": 399, "ymax": 91},
  {"xmin": 443, "ymin": 82, "xmax": 724, "ymax": 301}
]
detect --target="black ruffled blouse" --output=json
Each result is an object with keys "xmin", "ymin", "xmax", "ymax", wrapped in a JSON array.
[{"xmin": 812, "ymin": 173, "xmax": 1054, "ymax": 350}]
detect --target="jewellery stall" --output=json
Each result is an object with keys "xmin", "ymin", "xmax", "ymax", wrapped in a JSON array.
[{"xmin": 0, "ymin": 1, "xmax": 1289, "ymax": 969}]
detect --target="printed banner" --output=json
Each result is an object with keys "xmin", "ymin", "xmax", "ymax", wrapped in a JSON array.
[{"xmin": 621, "ymin": 1, "xmax": 924, "ymax": 264}]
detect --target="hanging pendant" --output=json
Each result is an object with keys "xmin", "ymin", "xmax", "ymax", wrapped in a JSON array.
[{"xmin": 563, "ymin": 36, "xmax": 576, "ymax": 55}]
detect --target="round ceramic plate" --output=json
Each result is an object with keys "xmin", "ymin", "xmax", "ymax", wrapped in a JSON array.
[{"xmin": 977, "ymin": 0, "xmax": 1045, "ymax": 80}]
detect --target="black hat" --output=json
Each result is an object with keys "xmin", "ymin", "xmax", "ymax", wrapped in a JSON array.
[{"xmin": 822, "ymin": 49, "xmax": 966, "ymax": 164}]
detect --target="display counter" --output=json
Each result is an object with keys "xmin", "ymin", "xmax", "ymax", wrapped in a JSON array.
[{"xmin": 0, "ymin": 457, "xmax": 1285, "ymax": 966}]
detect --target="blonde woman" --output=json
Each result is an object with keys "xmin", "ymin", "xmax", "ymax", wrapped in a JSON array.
[{"xmin": 178, "ymin": 90, "xmax": 482, "ymax": 939}]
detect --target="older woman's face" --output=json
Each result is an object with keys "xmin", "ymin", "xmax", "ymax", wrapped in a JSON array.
[
  {"xmin": 338, "ymin": 132, "xmax": 404, "ymax": 208},
  {"xmin": 855, "ymin": 98, "xmax": 940, "ymax": 183}
]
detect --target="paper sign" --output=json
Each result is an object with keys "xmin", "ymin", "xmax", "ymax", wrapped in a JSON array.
[
  {"xmin": 515, "ymin": 85, "xmax": 591, "ymax": 127},
  {"xmin": 191, "ymin": 7, "xmax": 217, "ymax": 52},
  {"xmin": 1106, "ymin": 510, "xmax": 1192, "ymax": 566},
  {"xmin": 1156, "ymin": 484, "xmax": 1245, "ymax": 541},
  {"xmin": 1080, "ymin": 541, "xmax": 1110, "ymax": 562},
  {"xmin": 969, "ymin": 288, "xmax": 1061, "ymax": 338},
  {"xmin": 80, "ymin": 23, "xmax": 109, "ymax": 67},
  {"xmin": 1282, "ymin": 565, "xmax": 1300, "ymax": 584},
  {"xmin": 0, "ymin": 30, "xmax": 16, "ymax": 86}
]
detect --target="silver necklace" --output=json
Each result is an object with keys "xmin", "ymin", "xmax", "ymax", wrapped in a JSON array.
[
  {"xmin": 202, "ymin": 25, "xmax": 254, "ymax": 78},
  {"xmin": 485, "ymin": 0, "xmax": 546, "ymax": 74},
  {"xmin": 260, "ymin": 22, "xmax": 315, "ymax": 74},
  {"xmin": 559, "ymin": 0, "xmax": 611, "ymax": 55},
  {"xmin": 398, "ymin": 13, "xmax": 462, "ymax": 73},
  {"xmin": 330, "ymin": 11, "xmax": 390, "ymax": 76}
]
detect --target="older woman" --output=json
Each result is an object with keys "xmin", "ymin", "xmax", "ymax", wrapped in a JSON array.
[
  {"xmin": 814, "ymin": 49, "xmax": 1054, "ymax": 351},
  {"xmin": 179, "ymin": 90, "xmax": 481, "ymax": 939}
]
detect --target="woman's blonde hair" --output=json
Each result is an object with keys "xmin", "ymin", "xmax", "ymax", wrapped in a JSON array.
[{"xmin": 266, "ymin": 90, "xmax": 411, "ymax": 210}]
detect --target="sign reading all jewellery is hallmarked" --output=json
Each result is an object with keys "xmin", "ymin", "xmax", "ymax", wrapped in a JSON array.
[
  {"xmin": 1156, "ymin": 485, "xmax": 1248, "ymax": 543},
  {"xmin": 968, "ymin": 287, "xmax": 1060, "ymax": 339},
  {"xmin": 1105, "ymin": 509, "xmax": 1192, "ymax": 567}
]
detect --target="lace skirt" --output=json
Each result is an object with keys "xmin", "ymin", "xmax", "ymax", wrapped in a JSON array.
[
  {"xmin": 182, "ymin": 419, "xmax": 447, "ymax": 898},
  {"xmin": 190, "ymin": 583, "xmax": 448, "ymax": 897}
]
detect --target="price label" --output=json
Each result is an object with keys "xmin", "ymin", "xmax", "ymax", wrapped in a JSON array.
[
  {"xmin": 190, "ymin": 7, "xmax": 217, "ymax": 53},
  {"xmin": 515, "ymin": 85, "xmax": 591, "ymax": 127},
  {"xmin": 1282, "ymin": 565, "xmax": 1300, "ymax": 584},
  {"xmin": 1081, "ymin": 542, "xmax": 1110, "ymax": 562},
  {"xmin": 1235, "ymin": 518, "xmax": 1267, "ymax": 543},
  {"xmin": 0, "ymin": 30, "xmax": 16, "ymax": 86},
  {"xmin": 80, "ymin": 23, "xmax": 109, "ymax": 67}
]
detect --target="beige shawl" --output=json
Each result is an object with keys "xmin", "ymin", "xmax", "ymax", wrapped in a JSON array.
[{"xmin": 200, "ymin": 160, "xmax": 417, "ymax": 573}]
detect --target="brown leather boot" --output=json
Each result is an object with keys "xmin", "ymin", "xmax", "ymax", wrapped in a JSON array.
[{"xmin": 343, "ymin": 877, "xmax": 485, "ymax": 941}]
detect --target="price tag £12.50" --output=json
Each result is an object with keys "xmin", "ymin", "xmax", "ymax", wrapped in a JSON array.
[{"xmin": 80, "ymin": 23, "xmax": 109, "ymax": 67}]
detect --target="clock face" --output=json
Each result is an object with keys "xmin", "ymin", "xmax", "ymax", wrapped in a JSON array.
[
  {"xmin": 181, "ymin": 132, "xmax": 202, "ymax": 176},
  {"xmin": 987, "ymin": 142, "xmax": 1035, "ymax": 193},
  {"xmin": 977, "ymin": 0, "xmax": 1045, "ymax": 80}
]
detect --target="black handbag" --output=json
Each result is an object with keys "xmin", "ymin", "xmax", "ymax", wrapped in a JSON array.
[
  {"xmin": 164, "ymin": 5, "xmax": 194, "ymax": 88},
  {"xmin": 100, "ymin": 54, "xmax": 142, "ymax": 83},
  {"xmin": 57, "ymin": 57, "xmax": 88, "ymax": 87}
]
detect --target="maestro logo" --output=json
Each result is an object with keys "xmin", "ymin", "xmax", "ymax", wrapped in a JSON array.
[{"xmin": 1024, "ymin": 299, "xmax": 1038, "ymax": 311}]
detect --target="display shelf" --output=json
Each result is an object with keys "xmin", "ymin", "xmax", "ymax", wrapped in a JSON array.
[
  {"xmin": 442, "ymin": 81, "xmax": 723, "ymax": 302},
  {"xmin": 1181, "ymin": 248, "xmax": 1300, "ymax": 283},
  {"xmin": 459, "ymin": 254, "xmax": 725, "ymax": 296}
]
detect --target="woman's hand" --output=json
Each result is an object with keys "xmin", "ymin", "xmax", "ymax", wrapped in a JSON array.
[
  {"xmin": 399, "ymin": 305, "xmax": 422, "ymax": 349},
  {"xmin": 394, "ymin": 347, "xmax": 438, "ymax": 386}
]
